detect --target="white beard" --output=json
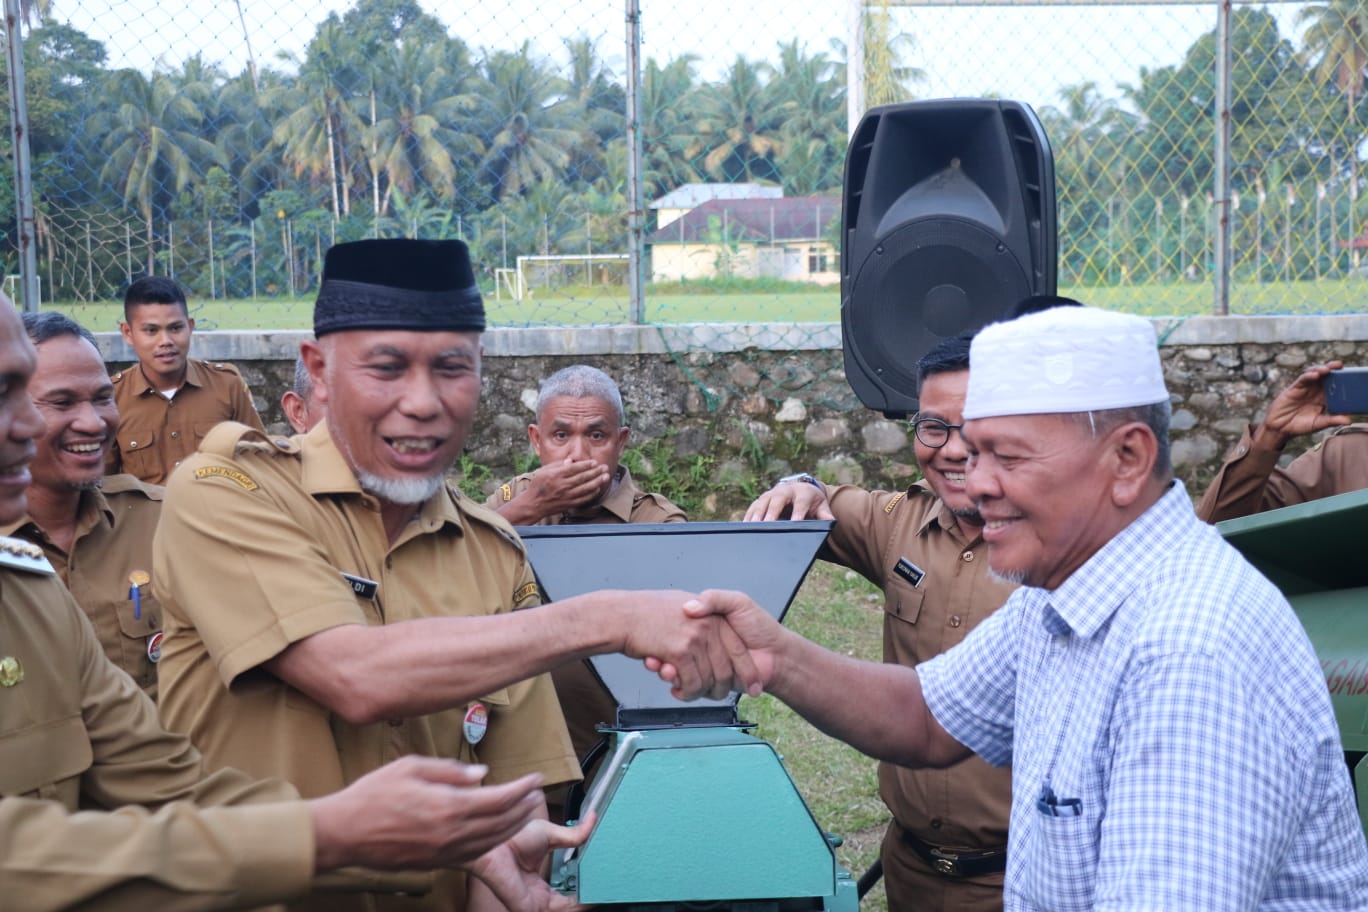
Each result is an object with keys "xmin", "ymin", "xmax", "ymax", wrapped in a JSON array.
[
  {"xmin": 355, "ymin": 469, "xmax": 445, "ymax": 505},
  {"xmin": 988, "ymin": 566, "xmax": 1029, "ymax": 586}
]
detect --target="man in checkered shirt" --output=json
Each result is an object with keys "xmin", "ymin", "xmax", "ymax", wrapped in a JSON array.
[{"xmin": 666, "ymin": 306, "xmax": 1368, "ymax": 910}]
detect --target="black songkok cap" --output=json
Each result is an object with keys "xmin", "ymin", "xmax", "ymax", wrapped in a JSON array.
[{"xmin": 313, "ymin": 238, "xmax": 485, "ymax": 337}]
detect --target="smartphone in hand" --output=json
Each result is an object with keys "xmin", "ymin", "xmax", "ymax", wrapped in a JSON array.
[{"xmin": 1326, "ymin": 367, "xmax": 1368, "ymax": 415}]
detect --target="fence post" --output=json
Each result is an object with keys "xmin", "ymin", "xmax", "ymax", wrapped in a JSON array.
[
  {"xmin": 847, "ymin": 0, "xmax": 865, "ymax": 137},
  {"xmin": 3, "ymin": 0, "xmax": 40, "ymax": 312},
  {"xmin": 1212, "ymin": 0, "xmax": 1233, "ymax": 315},
  {"xmin": 625, "ymin": 0, "xmax": 646, "ymax": 323}
]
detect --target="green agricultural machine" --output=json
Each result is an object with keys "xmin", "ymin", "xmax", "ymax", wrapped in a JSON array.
[
  {"xmin": 1218, "ymin": 487, "xmax": 1368, "ymax": 831},
  {"xmin": 517, "ymin": 520, "xmax": 859, "ymax": 912}
]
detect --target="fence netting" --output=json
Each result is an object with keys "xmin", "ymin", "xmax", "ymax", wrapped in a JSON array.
[{"xmin": 1, "ymin": 1, "xmax": 1362, "ymax": 344}]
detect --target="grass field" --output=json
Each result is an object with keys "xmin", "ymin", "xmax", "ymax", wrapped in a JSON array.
[
  {"xmin": 55, "ymin": 277, "xmax": 1368, "ymax": 333},
  {"xmin": 740, "ymin": 561, "xmax": 891, "ymax": 912}
]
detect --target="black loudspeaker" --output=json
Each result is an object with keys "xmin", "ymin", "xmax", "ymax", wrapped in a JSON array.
[{"xmin": 841, "ymin": 99, "xmax": 1057, "ymax": 418}]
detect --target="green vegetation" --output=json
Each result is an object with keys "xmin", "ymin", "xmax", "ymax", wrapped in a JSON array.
[
  {"xmin": 618, "ymin": 436, "xmax": 716, "ymax": 517},
  {"xmin": 19, "ymin": 0, "xmax": 1368, "ymax": 322},
  {"xmin": 59, "ymin": 274, "xmax": 1368, "ymax": 334},
  {"xmin": 3, "ymin": 0, "xmax": 927, "ymax": 305},
  {"xmin": 741, "ymin": 562, "xmax": 890, "ymax": 912}
]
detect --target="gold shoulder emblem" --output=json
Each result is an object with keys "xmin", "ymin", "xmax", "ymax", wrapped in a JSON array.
[
  {"xmin": 193, "ymin": 465, "xmax": 259, "ymax": 490},
  {"xmin": 884, "ymin": 491, "xmax": 907, "ymax": 514},
  {"xmin": 513, "ymin": 581, "xmax": 540, "ymax": 604},
  {"xmin": 0, "ymin": 536, "xmax": 55, "ymax": 574}
]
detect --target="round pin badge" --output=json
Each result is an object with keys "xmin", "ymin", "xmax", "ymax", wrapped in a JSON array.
[
  {"xmin": 146, "ymin": 631, "xmax": 164, "ymax": 664},
  {"xmin": 463, "ymin": 702, "xmax": 488, "ymax": 745},
  {"xmin": 0, "ymin": 656, "xmax": 23, "ymax": 687}
]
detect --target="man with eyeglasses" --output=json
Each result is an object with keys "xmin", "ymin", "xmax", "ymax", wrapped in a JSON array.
[{"xmin": 744, "ymin": 330, "xmax": 1015, "ymax": 912}]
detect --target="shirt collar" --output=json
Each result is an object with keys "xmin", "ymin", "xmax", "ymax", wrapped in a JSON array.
[
  {"xmin": 1036, "ymin": 480, "xmax": 1193, "ymax": 639},
  {"xmin": 568, "ymin": 465, "xmax": 636, "ymax": 523},
  {"xmin": 911, "ymin": 479, "xmax": 983, "ymax": 547},
  {"xmin": 134, "ymin": 358, "xmax": 206, "ymax": 395},
  {"xmin": 0, "ymin": 486, "xmax": 113, "ymax": 544}
]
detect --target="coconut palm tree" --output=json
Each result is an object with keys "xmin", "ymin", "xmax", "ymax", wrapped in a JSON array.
[
  {"xmin": 476, "ymin": 41, "xmax": 582, "ymax": 202},
  {"xmin": 270, "ymin": 19, "xmax": 369, "ymax": 217},
  {"xmin": 688, "ymin": 55, "xmax": 789, "ymax": 184},
  {"xmin": 366, "ymin": 36, "xmax": 482, "ymax": 214},
  {"xmin": 1298, "ymin": 0, "xmax": 1368, "ymax": 199},
  {"xmin": 562, "ymin": 35, "xmax": 624, "ymax": 186},
  {"xmin": 97, "ymin": 67, "xmax": 225, "ymax": 273},
  {"xmin": 768, "ymin": 40, "xmax": 845, "ymax": 194},
  {"xmin": 640, "ymin": 54, "xmax": 703, "ymax": 199},
  {"xmin": 863, "ymin": 0, "xmax": 925, "ymax": 107}
]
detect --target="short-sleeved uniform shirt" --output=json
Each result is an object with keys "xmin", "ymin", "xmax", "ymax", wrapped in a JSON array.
[
  {"xmin": 487, "ymin": 465, "xmax": 686, "ymax": 525},
  {"xmin": 488, "ymin": 467, "xmax": 686, "ymax": 773},
  {"xmin": 0, "ymin": 537, "xmax": 315, "ymax": 910},
  {"xmin": 1197, "ymin": 423, "xmax": 1368, "ymax": 522},
  {"xmin": 919, "ymin": 483, "xmax": 1368, "ymax": 910},
  {"xmin": 1, "ymin": 475, "xmax": 164, "ymax": 697},
  {"xmin": 108, "ymin": 358, "xmax": 266, "ymax": 485},
  {"xmin": 155, "ymin": 423, "xmax": 579, "ymax": 912},
  {"xmin": 823, "ymin": 481, "xmax": 1016, "ymax": 911}
]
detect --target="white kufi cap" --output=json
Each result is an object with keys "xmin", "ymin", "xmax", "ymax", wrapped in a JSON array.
[{"xmin": 964, "ymin": 307, "xmax": 1168, "ymax": 419}]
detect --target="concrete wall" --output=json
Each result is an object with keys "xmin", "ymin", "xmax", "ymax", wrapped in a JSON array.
[{"xmin": 95, "ymin": 314, "xmax": 1368, "ymax": 518}]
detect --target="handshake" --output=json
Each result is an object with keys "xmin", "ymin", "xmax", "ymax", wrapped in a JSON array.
[{"xmin": 625, "ymin": 588, "xmax": 785, "ymax": 700}]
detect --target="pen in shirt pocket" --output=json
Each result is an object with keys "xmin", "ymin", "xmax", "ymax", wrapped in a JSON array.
[
  {"xmin": 1037, "ymin": 782, "xmax": 1083, "ymax": 817},
  {"xmin": 128, "ymin": 570, "xmax": 150, "ymax": 620}
]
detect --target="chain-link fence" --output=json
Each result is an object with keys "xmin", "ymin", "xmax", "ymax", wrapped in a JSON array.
[{"xmin": 1, "ymin": 0, "xmax": 1365, "ymax": 336}]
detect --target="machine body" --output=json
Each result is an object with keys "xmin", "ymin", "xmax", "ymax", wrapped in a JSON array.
[{"xmin": 517, "ymin": 521, "xmax": 857, "ymax": 911}]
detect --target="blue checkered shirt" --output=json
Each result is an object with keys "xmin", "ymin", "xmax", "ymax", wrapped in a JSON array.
[{"xmin": 919, "ymin": 482, "xmax": 1368, "ymax": 910}]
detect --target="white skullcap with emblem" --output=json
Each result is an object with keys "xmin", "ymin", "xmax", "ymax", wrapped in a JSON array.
[{"xmin": 963, "ymin": 306, "xmax": 1168, "ymax": 419}]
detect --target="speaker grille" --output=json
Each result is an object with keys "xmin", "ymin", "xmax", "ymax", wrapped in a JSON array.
[{"xmin": 844, "ymin": 218, "xmax": 1033, "ymax": 409}]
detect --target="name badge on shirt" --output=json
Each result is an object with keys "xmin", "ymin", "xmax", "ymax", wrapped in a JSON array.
[
  {"xmin": 341, "ymin": 572, "xmax": 379, "ymax": 600},
  {"xmin": 894, "ymin": 557, "xmax": 925, "ymax": 588}
]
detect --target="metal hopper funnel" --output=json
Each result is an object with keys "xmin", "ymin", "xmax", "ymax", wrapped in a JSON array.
[
  {"xmin": 519, "ymin": 520, "xmax": 855, "ymax": 909},
  {"xmin": 516, "ymin": 520, "xmax": 834, "ymax": 726}
]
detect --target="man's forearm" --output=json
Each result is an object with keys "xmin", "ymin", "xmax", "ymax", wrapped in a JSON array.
[
  {"xmin": 767, "ymin": 630, "xmax": 968, "ymax": 769},
  {"xmin": 268, "ymin": 593, "xmax": 632, "ymax": 725}
]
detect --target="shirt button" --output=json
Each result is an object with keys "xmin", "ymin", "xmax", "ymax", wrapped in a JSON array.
[
  {"xmin": 962, "ymin": 551, "xmax": 974, "ymax": 562},
  {"xmin": 930, "ymin": 818, "xmax": 943, "ymax": 829},
  {"xmin": 130, "ymin": 441, "xmax": 139, "ymax": 449},
  {"xmin": 171, "ymin": 431, "xmax": 179, "ymax": 439},
  {"xmin": 385, "ymin": 557, "xmax": 394, "ymax": 570},
  {"xmin": 949, "ymin": 615, "xmax": 962, "ymax": 628}
]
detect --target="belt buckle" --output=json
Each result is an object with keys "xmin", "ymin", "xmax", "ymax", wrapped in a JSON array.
[{"xmin": 930, "ymin": 848, "xmax": 961, "ymax": 877}]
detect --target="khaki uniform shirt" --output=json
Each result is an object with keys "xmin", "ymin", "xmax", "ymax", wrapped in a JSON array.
[
  {"xmin": 1, "ymin": 476, "xmax": 164, "ymax": 697},
  {"xmin": 486, "ymin": 466, "xmax": 686, "ymax": 525},
  {"xmin": 823, "ymin": 482, "xmax": 1016, "ymax": 852},
  {"xmin": 489, "ymin": 467, "xmax": 686, "ymax": 781},
  {"xmin": 108, "ymin": 358, "xmax": 266, "ymax": 485},
  {"xmin": 1196, "ymin": 423, "xmax": 1368, "ymax": 522},
  {"xmin": 155, "ymin": 422, "xmax": 579, "ymax": 912},
  {"xmin": 0, "ymin": 539, "xmax": 315, "ymax": 911}
]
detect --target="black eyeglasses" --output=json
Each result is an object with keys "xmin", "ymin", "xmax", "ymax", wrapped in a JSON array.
[{"xmin": 911, "ymin": 416, "xmax": 966, "ymax": 449}]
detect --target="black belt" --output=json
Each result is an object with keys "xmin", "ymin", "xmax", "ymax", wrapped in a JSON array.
[{"xmin": 898, "ymin": 826, "xmax": 1007, "ymax": 878}]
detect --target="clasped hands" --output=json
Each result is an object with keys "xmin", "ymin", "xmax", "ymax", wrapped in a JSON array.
[{"xmin": 623, "ymin": 589, "xmax": 780, "ymax": 701}]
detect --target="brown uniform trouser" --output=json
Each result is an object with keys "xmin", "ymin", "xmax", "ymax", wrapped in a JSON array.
[{"xmin": 880, "ymin": 823, "xmax": 1005, "ymax": 912}]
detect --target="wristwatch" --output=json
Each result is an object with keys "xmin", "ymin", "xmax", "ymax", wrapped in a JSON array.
[{"xmin": 778, "ymin": 472, "xmax": 823, "ymax": 490}]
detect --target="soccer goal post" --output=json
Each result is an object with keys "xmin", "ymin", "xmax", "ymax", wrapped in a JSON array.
[
  {"xmin": 494, "ymin": 267, "xmax": 523, "ymax": 301},
  {"xmin": 516, "ymin": 254, "xmax": 629, "ymax": 296}
]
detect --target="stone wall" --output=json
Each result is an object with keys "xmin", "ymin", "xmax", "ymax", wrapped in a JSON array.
[{"xmin": 95, "ymin": 314, "xmax": 1368, "ymax": 519}]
